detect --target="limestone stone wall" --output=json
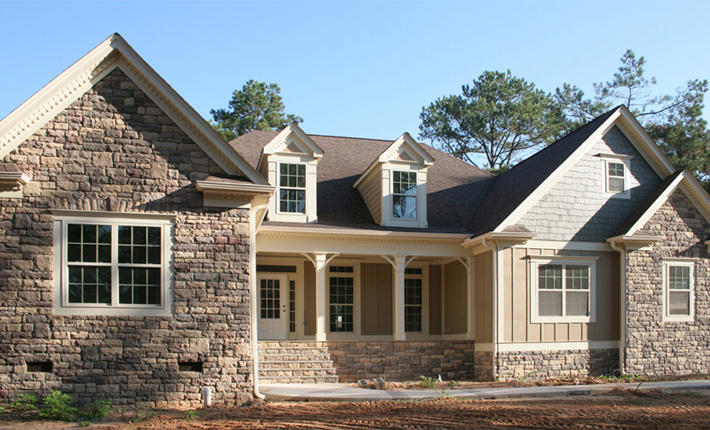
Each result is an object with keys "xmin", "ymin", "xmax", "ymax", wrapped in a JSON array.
[
  {"xmin": 322, "ymin": 340, "xmax": 475, "ymax": 382},
  {"xmin": 624, "ymin": 190, "xmax": 710, "ymax": 375},
  {"xmin": 496, "ymin": 349, "xmax": 619, "ymax": 381},
  {"xmin": 0, "ymin": 68, "xmax": 253, "ymax": 408}
]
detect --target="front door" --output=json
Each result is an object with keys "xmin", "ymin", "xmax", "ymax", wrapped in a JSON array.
[{"xmin": 257, "ymin": 274, "xmax": 288, "ymax": 339}]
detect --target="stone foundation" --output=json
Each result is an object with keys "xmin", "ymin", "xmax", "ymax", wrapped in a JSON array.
[
  {"xmin": 320, "ymin": 340, "xmax": 476, "ymax": 382},
  {"xmin": 496, "ymin": 348, "xmax": 619, "ymax": 381},
  {"xmin": 473, "ymin": 350, "xmax": 493, "ymax": 380}
]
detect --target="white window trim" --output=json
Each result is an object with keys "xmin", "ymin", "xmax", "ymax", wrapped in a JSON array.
[
  {"xmin": 265, "ymin": 154, "xmax": 318, "ymax": 223},
  {"xmin": 392, "ymin": 170, "xmax": 418, "ymax": 220},
  {"xmin": 529, "ymin": 256, "xmax": 597, "ymax": 324},
  {"xmin": 276, "ymin": 161, "xmax": 307, "ymax": 215},
  {"xmin": 53, "ymin": 215, "xmax": 173, "ymax": 316},
  {"xmin": 381, "ymin": 162, "xmax": 428, "ymax": 229},
  {"xmin": 662, "ymin": 260, "xmax": 695, "ymax": 322},
  {"xmin": 601, "ymin": 156, "xmax": 631, "ymax": 199},
  {"xmin": 404, "ymin": 265, "xmax": 429, "ymax": 334},
  {"xmin": 326, "ymin": 260, "xmax": 361, "ymax": 337}
]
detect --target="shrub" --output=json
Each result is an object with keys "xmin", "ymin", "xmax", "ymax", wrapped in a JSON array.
[
  {"xmin": 418, "ymin": 375, "xmax": 436, "ymax": 389},
  {"xmin": 80, "ymin": 400, "xmax": 112, "ymax": 421},
  {"xmin": 10, "ymin": 393, "xmax": 38, "ymax": 411},
  {"xmin": 39, "ymin": 390, "xmax": 78, "ymax": 421},
  {"xmin": 184, "ymin": 409, "xmax": 198, "ymax": 421}
]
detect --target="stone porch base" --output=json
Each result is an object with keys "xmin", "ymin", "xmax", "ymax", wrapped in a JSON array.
[{"xmin": 496, "ymin": 348, "xmax": 619, "ymax": 381}]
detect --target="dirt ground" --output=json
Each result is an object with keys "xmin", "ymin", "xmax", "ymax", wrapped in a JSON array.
[{"xmin": 2, "ymin": 390, "xmax": 710, "ymax": 429}]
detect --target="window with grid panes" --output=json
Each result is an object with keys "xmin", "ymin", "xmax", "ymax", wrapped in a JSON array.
[
  {"xmin": 664, "ymin": 262, "xmax": 694, "ymax": 320},
  {"xmin": 59, "ymin": 219, "xmax": 170, "ymax": 312},
  {"xmin": 279, "ymin": 163, "xmax": 306, "ymax": 213},
  {"xmin": 606, "ymin": 161, "xmax": 626, "ymax": 193},
  {"xmin": 392, "ymin": 171, "xmax": 417, "ymax": 219},
  {"xmin": 404, "ymin": 267, "xmax": 423, "ymax": 332},
  {"xmin": 328, "ymin": 266, "xmax": 353, "ymax": 332},
  {"xmin": 537, "ymin": 263, "xmax": 591, "ymax": 318}
]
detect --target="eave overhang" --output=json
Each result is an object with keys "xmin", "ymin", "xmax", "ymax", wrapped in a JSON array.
[
  {"xmin": 194, "ymin": 179, "xmax": 274, "ymax": 196},
  {"xmin": 0, "ymin": 171, "xmax": 31, "ymax": 186},
  {"xmin": 606, "ymin": 234, "xmax": 663, "ymax": 250},
  {"xmin": 461, "ymin": 230, "xmax": 535, "ymax": 253}
]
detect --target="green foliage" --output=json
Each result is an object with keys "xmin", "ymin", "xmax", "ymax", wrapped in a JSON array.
[
  {"xmin": 39, "ymin": 390, "xmax": 78, "ymax": 421},
  {"xmin": 419, "ymin": 70, "xmax": 566, "ymax": 170},
  {"xmin": 129, "ymin": 412, "xmax": 144, "ymax": 423},
  {"xmin": 10, "ymin": 393, "xmax": 38, "ymax": 411},
  {"xmin": 184, "ymin": 409, "xmax": 198, "ymax": 421},
  {"xmin": 418, "ymin": 375, "xmax": 436, "ymax": 389},
  {"xmin": 0, "ymin": 406, "xmax": 6, "ymax": 413},
  {"xmin": 447, "ymin": 380, "xmax": 459, "ymax": 387},
  {"xmin": 211, "ymin": 80, "xmax": 303, "ymax": 140},
  {"xmin": 79, "ymin": 400, "xmax": 112, "ymax": 421}
]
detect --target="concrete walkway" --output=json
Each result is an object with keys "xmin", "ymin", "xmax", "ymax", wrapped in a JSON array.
[{"xmin": 260, "ymin": 380, "xmax": 710, "ymax": 402}]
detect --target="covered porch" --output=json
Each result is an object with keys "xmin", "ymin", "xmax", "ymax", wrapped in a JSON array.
[{"xmin": 254, "ymin": 224, "xmax": 483, "ymax": 382}]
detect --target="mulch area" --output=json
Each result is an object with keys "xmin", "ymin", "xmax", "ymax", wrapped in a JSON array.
[{"xmin": 2, "ymin": 389, "xmax": 710, "ymax": 429}]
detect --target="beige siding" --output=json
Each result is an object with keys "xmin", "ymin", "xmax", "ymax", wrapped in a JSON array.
[
  {"xmin": 361, "ymin": 263, "xmax": 393, "ymax": 335},
  {"xmin": 429, "ymin": 264, "xmax": 442, "ymax": 335},
  {"xmin": 499, "ymin": 247, "xmax": 619, "ymax": 343},
  {"xmin": 474, "ymin": 251, "xmax": 493, "ymax": 343},
  {"xmin": 357, "ymin": 170, "xmax": 382, "ymax": 224},
  {"xmin": 303, "ymin": 261, "xmax": 316, "ymax": 336},
  {"xmin": 444, "ymin": 261, "xmax": 467, "ymax": 334}
]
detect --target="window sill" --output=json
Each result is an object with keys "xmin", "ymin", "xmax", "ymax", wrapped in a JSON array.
[
  {"xmin": 662, "ymin": 315, "xmax": 694, "ymax": 323},
  {"xmin": 531, "ymin": 316, "xmax": 593, "ymax": 324},
  {"xmin": 53, "ymin": 306, "xmax": 172, "ymax": 317}
]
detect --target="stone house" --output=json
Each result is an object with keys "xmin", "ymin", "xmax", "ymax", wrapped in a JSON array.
[{"xmin": 1, "ymin": 34, "xmax": 709, "ymax": 407}]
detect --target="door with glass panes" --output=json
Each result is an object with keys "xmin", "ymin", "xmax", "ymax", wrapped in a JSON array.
[{"xmin": 257, "ymin": 274, "xmax": 288, "ymax": 339}]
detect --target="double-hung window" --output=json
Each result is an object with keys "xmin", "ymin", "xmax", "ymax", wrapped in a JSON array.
[
  {"xmin": 328, "ymin": 266, "xmax": 354, "ymax": 332},
  {"xmin": 392, "ymin": 171, "xmax": 417, "ymax": 219},
  {"xmin": 531, "ymin": 257, "xmax": 596, "ymax": 323},
  {"xmin": 602, "ymin": 156, "xmax": 631, "ymax": 198},
  {"xmin": 663, "ymin": 261, "xmax": 695, "ymax": 322},
  {"xmin": 54, "ymin": 216, "xmax": 172, "ymax": 316},
  {"xmin": 279, "ymin": 163, "xmax": 306, "ymax": 213},
  {"xmin": 404, "ymin": 268, "xmax": 423, "ymax": 332}
]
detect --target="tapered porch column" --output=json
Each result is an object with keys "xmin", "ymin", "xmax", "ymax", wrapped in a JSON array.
[
  {"xmin": 393, "ymin": 255, "xmax": 406, "ymax": 341},
  {"xmin": 314, "ymin": 253, "xmax": 328, "ymax": 341}
]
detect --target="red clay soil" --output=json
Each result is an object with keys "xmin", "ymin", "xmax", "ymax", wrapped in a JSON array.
[{"xmin": 2, "ymin": 390, "xmax": 710, "ymax": 429}]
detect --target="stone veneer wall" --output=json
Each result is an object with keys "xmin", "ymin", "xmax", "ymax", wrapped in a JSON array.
[
  {"xmin": 496, "ymin": 349, "xmax": 619, "ymax": 381},
  {"xmin": 322, "ymin": 341, "xmax": 475, "ymax": 382},
  {"xmin": 624, "ymin": 191, "xmax": 710, "ymax": 375},
  {"xmin": 0, "ymin": 68, "xmax": 253, "ymax": 408}
]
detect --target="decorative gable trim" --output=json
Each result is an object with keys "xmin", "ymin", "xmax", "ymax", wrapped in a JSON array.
[
  {"xmin": 352, "ymin": 132, "xmax": 434, "ymax": 189},
  {"xmin": 258, "ymin": 123, "xmax": 323, "ymax": 167},
  {"xmin": 0, "ymin": 33, "xmax": 267, "ymax": 185},
  {"xmin": 493, "ymin": 106, "xmax": 676, "ymax": 233},
  {"xmin": 616, "ymin": 171, "xmax": 710, "ymax": 237}
]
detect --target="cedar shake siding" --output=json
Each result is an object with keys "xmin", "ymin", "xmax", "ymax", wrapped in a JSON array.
[{"xmin": 0, "ymin": 69, "xmax": 253, "ymax": 407}]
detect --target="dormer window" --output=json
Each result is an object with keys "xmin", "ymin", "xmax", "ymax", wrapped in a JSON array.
[
  {"xmin": 279, "ymin": 163, "xmax": 306, "ymax": 213},
  {"xmin": 393, "ymin": 171, "xmax": 417, "ymax": 219}
]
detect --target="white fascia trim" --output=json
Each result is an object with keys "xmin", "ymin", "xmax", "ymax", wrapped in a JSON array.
[
  {"xmin": 461, "ymin": 231, "xmax": 535, "ymax": 249},
  {"xmin": 51, "ymin": 209, "xmax": 176, "ymax": 221},
  {"xmin": 486, "ymin": 341, "xmax": 619, "ymax": 353},
  {"xmin": 0, "ymin": 33, "xmax": 267, "ymax": 186},
  {"xmin": 493, "ymin": 106, "xmax": 675, "ymax": 233},
  {"xmin": 513, "ymin": 240, "xmax": 612, "ymax": 252},
  {"xmin": 195, "ymin": 180, "xmax": 274, "ymax": 195},
  {"xmin": 0, "ymin": 171, "xmax": 31, "ymax": 185},
  {"xmin": 352, "ymin": 132, "xmax": 434, "ymax": 189},
  {"xmin": 258, "ymin": 224, "xmax": 469, "ymax": 241},
  {"xmin": 258, "ymin": 123, "xmax": 323, "ymax": 170},
  {"xmin": 624, "ymin": 172, "xmax": 686, "ymax": 236}
]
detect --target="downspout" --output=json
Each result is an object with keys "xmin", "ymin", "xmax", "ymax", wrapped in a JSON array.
[
  {"xmin": 609, "ymin": 240, "xmax": 626, "ymax": 375},
  {"xmin": 482, "ymin": 238, "xmax": 498, "ymax": 379},
  {"xmin": 249, "ymin": 201, "xmax": 270, "ymax": 400}
]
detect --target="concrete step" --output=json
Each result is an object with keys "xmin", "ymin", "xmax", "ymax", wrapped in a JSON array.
[
  {"xmin": 260, "ymin": 375, "xmax": 340, "ymax": 384},
  {"xmin": 257, "ymin": 341, "xmax": 339, "ymax": 383}
]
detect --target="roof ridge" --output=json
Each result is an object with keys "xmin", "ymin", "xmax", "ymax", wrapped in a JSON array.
[{"xmin": 308, "ymin": 133, "xmax": 394, "ymax": 143}]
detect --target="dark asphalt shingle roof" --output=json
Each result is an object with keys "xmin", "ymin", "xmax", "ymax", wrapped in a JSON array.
[
  {"xmin": 465, "ymin": 106, "xmax": 621, "ymax": 237},
  {"xmin": 230, "ymin": 131, "xmax": 493, "ymax": 232}
]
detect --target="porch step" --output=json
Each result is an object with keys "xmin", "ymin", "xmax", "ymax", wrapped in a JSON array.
[{"xmin": 258, "ymin": 341, "xmax": 339, "ymax": 384}]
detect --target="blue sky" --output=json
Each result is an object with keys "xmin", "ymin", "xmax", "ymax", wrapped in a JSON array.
[{"xmin": 1, "ymin": 0, "xmax": 709, "ymax": 143}]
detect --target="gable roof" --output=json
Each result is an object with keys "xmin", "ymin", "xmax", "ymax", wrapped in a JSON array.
[
  {"xmin": 613, "ymin": 170, "xmax": 710, "ymax": 237},
  {"xmin": 260, "ymin": 123, "xmax": 323, "ymax": 166},
  {"xmin": 466, "ymin": 105, "xmax": 679, "ymax": 238},
  {"xmin": 0, "ymin": 33, "xmax": 266, "ymax": 185},
  {"xmin": 352, "ymin": 132, "xmax": 435, "ymax": 189},
  {"xmin": 231, "ymin": 130, "xmax": 492, "ymax": 232}
]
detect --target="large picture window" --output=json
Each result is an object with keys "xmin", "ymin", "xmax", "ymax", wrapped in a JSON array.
[
  {"xmin": 279, "ymin": 163, "xmax": 306, "ymax": 213},
  {"xmin": 530, "ymin": 257, "xmax": 596, "ymax": 323},
  {"xmin": 328, "ymin": 266, "xmax": 354, "ymax": 332},
  {"xmin": 663, "ymin": 261, "xmax": 695, "ymax": 322},
  {"xmin": 54, "ymin": 216, "xmax": 172, "ymax": 316},
  {"xmin": 392, "ymin": 171, "xmax": 417, "ymax": 219}
]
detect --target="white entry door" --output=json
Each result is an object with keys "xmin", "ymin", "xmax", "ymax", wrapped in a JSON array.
[{"xmin": 257, "ymin": 274, "xmax": 288, "ymax": 339}]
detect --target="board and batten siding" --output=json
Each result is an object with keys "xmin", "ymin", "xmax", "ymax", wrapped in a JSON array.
[
  {"xmin": 500, "ymin": 247, "xmax": 619, "ymax": 343},
  {"xmin": 443, "ymin": 261, "xmax": 467, "ymax": 334},
  {"xmin": 303, "ymin": 261, "xmax": 316, "ymax": 336},
  {"xmin": 517, "ymin": 127, "xmax": 661, "ymax": 242},
  {"xmin": 474, "ymin": 251, "xmax": 494, "ymax": 343},
  {"xmin": 428, "ymin": 264, "xmax": 442, "ymax": 335},
  {"xmin": 357, "ymin": 170, "xmax": 382, "ymax": 224},
  {"xmin": 361, "ymin": 263, "xmax": 393, "ymax": 335}
]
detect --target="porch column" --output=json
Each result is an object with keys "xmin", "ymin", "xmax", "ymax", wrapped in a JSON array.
[
  {"xmin": 314, "ymin": 253, "xmax": 327, "ymax": 341},
  {"xmin": 393, "ymin": 255, "xmax": 406, "ymax": 341}
]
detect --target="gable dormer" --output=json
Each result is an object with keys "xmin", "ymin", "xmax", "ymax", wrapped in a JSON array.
[
  {"xmin": 258, "ymin": 124, "xmax": 323, "ymax": 223},
  {"xmin": 353, "ymin": 132, "xmax": 434, "ymax": 228}
]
